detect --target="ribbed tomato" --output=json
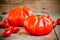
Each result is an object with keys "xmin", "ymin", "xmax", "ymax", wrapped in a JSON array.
[
  {"xmin": 7, "ymin": 7, "xmax": 34, "ymax": 26},
  {"xmin": 24, "ymin": 15, "xmax": 53, "ymax": 35}
]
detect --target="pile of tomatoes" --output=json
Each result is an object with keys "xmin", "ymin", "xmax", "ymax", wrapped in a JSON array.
[
  {"xmin": 0, "ymin": 22, "xmax": 20, "ymax": 37},
  {"xmin": 0, "ymin": 7, "xmax": 60, "ymax": 37}
]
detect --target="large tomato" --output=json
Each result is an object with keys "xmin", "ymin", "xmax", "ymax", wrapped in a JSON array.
[
  {"xmin": 7, "ymin": 7, "xmax": 34, "ymax": 26},
  {"xmin": 24, "ymin": 15, "xmax": 53, "ymax": 35}
]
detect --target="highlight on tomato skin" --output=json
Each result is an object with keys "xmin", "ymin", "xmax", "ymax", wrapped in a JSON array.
[
  {"xmin": 46, "ymin": 16, "xmax": 57, "ymax": 28},
  {"xmin": 23, "ymin": 7, "xmax": 34, "ymax": 16},
  {"xmin": 46, "ymin": 16, "xmax": 53, "ymax": 21},
  {"xmin": 24, "ymin": 15, "xmax": 53, "ymax": 36}
]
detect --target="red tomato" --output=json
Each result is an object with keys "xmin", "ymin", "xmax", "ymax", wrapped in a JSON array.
[
  {"xmin": 3, "ymin": 29, "xmax": 12, "ymax": 37},
  {"xmin": 8, "ymin": 7, "xmax": 34, "ymax": 26},
  {"xmin": 10, "ymin": 26, "xmax": 20, "ymax": 33},
  {"xmin": 57, "ymin": 18, "xmax": 60, "ymax": 25},
  {"xmin": 1, "ymin": 22, "xmax": 10, "ymax": 28},
  {"xmin": 24, "ymin": 15, "xmax": 53, "ymax": 35}
]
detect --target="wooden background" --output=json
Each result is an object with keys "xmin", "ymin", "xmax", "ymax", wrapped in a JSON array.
[{"xmin": 0, "ymin": 0, "xmax": 60, "ymax": 15}]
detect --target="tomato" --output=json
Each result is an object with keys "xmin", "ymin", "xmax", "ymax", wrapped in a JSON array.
[
  {"xmin": 3, "ymin": 29, "xmax": 12, "ymax": 37},
  {"xmin": 24, "ymin": 15, "xmax": 53, "ymax": 35},
  {"xmin": 10, "ymin": 26, "xmax": 20, "ymax": 33},
  {"xmin": 57, "ymin": 18, "xmax": 60, "ymax": 25},
  {"xmin": 1, "ymin": 22, "xmax": 10, "ymax": 28},
  {"xmin": 8, "ymin": 7, "xmax": 34, "ymax": 26}
]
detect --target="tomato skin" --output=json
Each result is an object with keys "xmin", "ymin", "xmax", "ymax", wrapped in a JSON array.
[
  {"xmin": 57, "ymin": 18, "xmax": 60, "ymax": 25},
  {"xmin": 17, "ymin": 8, "xmax": 25, "ymax": 26},
  {"xmin": 3, "ymin": 29, "xmax": 12, "ymax": 37},
  {"xmin": 39, "ymin": 15, "xmax": 53, "ymax": 35},
  {"xmin": 24, "ymin": 15, "xmax": 53, "ymax": 35},
  {"xmin": 23, "ymin": 7, "xmax": 34, "ymax": 16},
  {"xmin": 52, "ymin": 21, "xmax": 56, "ymax": 28},
  {"xmin": 1, "ymin": 22, "xmax": 10, "ymax": 28},
  {"xmin": 47, "ymin": 16, "xmax": 56, "ymax": 28},
  {"xmin": 10, "ymin": 26, "xmax": 20, "ymax": 33},
  {"xmin": 47, "ymin": 16, "xmax": 52, "ymax": 21},
  {"xmin": 8, "ymin": 8, "xmax": 21, "ymax": 26},
  {"xmin": 24, "ymin": 15, "xmax": 38, "ymax": 35}
]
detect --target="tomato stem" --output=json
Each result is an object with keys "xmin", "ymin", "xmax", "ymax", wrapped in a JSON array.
[{"xmin": 36, "ymin": 14, "xmax": 40, "ymax": 17}]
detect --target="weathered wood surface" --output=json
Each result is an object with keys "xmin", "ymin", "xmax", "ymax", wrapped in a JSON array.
[{"xmin": 54, "ymin": 25, "xmax": 60, "ymax": 40}]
